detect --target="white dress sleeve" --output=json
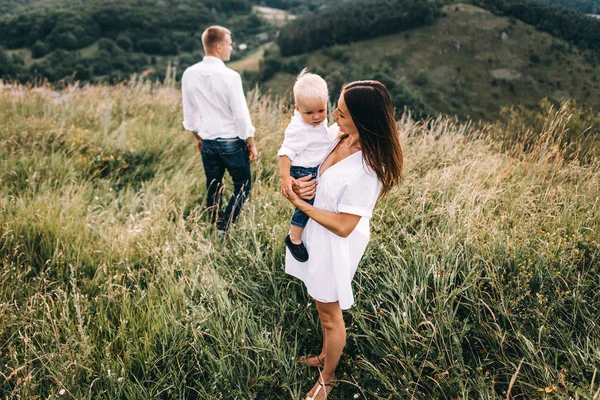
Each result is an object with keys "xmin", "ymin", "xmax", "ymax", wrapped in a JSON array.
[
  {"xmin": 337, "ymin": 167, "xmax": 381, "ymax": 218},
  {"xmin": 277, "ymin": 120, "xmax": 308, "ymax": 161}
]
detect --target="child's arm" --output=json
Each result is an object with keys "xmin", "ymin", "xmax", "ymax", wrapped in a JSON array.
[{"xmin": 279, "ymin": 156, "xmax": 296, "ymax": 198}]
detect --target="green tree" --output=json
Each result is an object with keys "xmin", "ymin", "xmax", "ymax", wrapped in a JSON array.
[
  {"xmin": 138, "ymin": 38, "xmax": 162, "ymax": 55},
  {"xmin": 31, "ymin": 40, "xmax": 49, "ymax": 58},
  {"xmin": 116, "ymin": 35, "xmax": 133, "ymax": 51}
]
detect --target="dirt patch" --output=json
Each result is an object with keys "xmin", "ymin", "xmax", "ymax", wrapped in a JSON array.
[
  {"xmin": 445, "ymin": 4, "xmax": 508, "ymax": 31},
  {"xmin": 254, "ymin": 6, "xmax": 296, "ymax": 26},
  {"xmin": 229, "ymin": 42, "xmax": 274, "ymax": 72},
  {"xmin": 490, "ymin": 68, "xmax": 522, "ymax": 80},
  {"xmin": 428, "ymin": 66, "xmax": 457, "ymax": 87}
]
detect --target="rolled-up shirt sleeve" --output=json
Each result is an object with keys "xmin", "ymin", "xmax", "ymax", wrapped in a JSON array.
[
  {"xmin": 277, "ymin": 122, "xmax": 307, "ymax": 161},
  {"xmin": 229, "ymin": 73, "xmax": 255, "ymax": 140},
  {"xmin": 181, "ymin": 71, "xmax": 200, "ymax": 133},
  {"xmin": 337, "ymin": 171, "xmax": 382, "ymax": 218}
]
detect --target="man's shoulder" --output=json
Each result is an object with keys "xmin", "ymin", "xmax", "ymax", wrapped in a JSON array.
[
  {"xmin": 222, "ymin": 64, "xmax": 241, "ymax": 79},
  {"xmin": 182, "ymin": 61, "xmax": 204, "ymax": 77}
]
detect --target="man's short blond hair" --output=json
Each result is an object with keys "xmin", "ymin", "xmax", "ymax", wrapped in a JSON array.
[
  {"xmin": 202, "ymin": 26, "xmax": 231, "ymax": 52},
  {"xmin": 293, "ymin": 68, "xmax": 328, "ymax": 105}
]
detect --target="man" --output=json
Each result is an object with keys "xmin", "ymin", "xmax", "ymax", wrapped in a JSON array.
[{"xmin": 182, "ymin": 26, "xmax": 258, "ymax": 236}]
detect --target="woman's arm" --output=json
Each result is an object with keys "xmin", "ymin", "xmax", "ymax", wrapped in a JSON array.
[{"xmin": 284, "ymin": 192, "xmax": 360, "ymax": 238}]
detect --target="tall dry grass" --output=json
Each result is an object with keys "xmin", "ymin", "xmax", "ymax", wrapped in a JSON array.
[{"xmin": 0, "ymin": 81, "xmax": 599, "ymax": 399}]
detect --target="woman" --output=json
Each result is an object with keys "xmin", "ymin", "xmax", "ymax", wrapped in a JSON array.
[{"xmin": 282, "ymin": 80, "xmax": 404, "ymax": 399}]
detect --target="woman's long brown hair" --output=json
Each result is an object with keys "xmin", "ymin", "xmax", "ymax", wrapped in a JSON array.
[{"xmin": 343, "ymin": 80, "xmax": 403, "ymax": 196}]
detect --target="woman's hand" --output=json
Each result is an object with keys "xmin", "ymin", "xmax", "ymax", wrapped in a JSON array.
[
  {"xmin": 281, "ymin": 176, "xmax": 299, "ymax": 203},
  {"xmin": 293, "ymin": 175, "xmax": 317, "ymax": 201},
  {"xmin": 281, "ymin": 181, "xmax": 301, "ymax": 206}
]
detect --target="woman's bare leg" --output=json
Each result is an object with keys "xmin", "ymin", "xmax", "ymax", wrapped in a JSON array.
[
  {"xmin": 306, "ymin": 300, "xmax": 344, "ymax": 398},
  {"xmin": 304, "ymin": 304, "xmax": 328, "ymax": 367}
]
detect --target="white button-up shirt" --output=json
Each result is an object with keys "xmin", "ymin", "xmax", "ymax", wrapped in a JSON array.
[
  {"xmin": 181, "ymin": 56, "xmax": 255, "ymax": 140},
  {"xmin": 277, "ymin": 111, "xmax": 333, "ymax": 168}
]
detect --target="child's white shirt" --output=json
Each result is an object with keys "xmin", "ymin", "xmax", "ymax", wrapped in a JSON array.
[{"xmin": 277, "ymin": 110, "xmax": 333, "ymax": 168}]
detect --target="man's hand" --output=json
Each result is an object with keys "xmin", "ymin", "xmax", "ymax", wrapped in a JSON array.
[
  {"xmin": 192, "ymin": 133, "xmax": 202, "ymax": 154},
  {"xmin": 248, "ymin": 143, "xmax": 258, "ymax": 162},
  {"xmin": 292, "ymin": 175, "xmax": 317, "ymax": 201},
  {"xmin": 246, "ymin": 137, "xmax": 258, "ymax": 162}
]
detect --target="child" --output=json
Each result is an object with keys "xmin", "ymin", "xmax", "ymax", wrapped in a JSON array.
[{"xmin": 278, "ymin": 68, "xmax": 332, "ymax": 262}]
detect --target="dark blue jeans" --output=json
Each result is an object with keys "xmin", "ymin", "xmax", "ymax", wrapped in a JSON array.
[
  {"xmin": 201, "ymin": 138, "xmax": 251, "ymax": 231},
  {"xmin": 290, "ymin": 165, "xmax": 318, "ymax": 228}
]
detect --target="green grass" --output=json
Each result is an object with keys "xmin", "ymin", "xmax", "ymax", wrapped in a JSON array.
[
  {"xmin": 263, "ymin": 3, "xmax": 600, "ymax": 122},
  {"xmin": 0, "ymin": 82, "xmax": 599, "ymax": 399}
]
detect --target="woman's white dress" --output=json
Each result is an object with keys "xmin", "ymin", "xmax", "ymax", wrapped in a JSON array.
[{"xmin": 285, "ymin": 138, "xmax": 382, "ymax": 310}]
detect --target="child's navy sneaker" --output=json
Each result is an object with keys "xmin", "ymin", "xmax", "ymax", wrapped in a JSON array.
[{"xmin": 285, "ymin": 234, "xmax": 309, "ymax": 262}]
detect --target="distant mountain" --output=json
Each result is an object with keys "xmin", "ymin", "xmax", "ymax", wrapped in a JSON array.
[{"xmin": 256, "ymin": 4, "xmax": 600, "ymax": 121}]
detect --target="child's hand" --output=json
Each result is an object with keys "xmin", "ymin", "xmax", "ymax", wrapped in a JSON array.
[{"xmin": 281, "ymin": 175, "xmax": 296, "ymax": 199}]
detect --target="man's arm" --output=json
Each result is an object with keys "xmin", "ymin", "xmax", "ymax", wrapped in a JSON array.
[
  {"xmin": 229, "ymin": 74, "xmax": 257, "ymax": 160},
  {"xmin": 181, "ymin": 72, "xmax": 202, "ymax": 153}
]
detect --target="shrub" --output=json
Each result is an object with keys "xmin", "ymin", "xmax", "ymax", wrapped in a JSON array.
[
  {"xmin": 259, "ymin": 55, "xmax": 282, "ymax": 82},
  {"xmin": 31, "ymin": 41, "xmax": 50, "ymax": 58},
  {"xmin": 97, "ymin": 38, "xmax": 117, "ymax": 54},
  {"xmin": 138, "ymin": 38, "xmax": 162, "ymax": 54},
  {"xmin": 116, "ymin": 35, "xmax": 133, "ymax": 51},
  {"xmin": 324, "ymin": 45, "xmax": 350, "ymax": 62},
  {"xmin": 415, "ymin": 68, "xmax": 428, "ymax": 86},
  {"xmin": 181, "ymin": 37, "xmax": 201, "ymax": 53}
]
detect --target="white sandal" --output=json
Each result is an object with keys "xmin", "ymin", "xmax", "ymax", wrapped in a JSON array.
[{"xmin": 305, "ymin": 369, "xmax": 337, "ymax": 400}]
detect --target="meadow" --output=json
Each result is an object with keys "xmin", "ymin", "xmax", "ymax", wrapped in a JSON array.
[{"xmin": 0, "ymin": 81, "xmax": 599, "ymax": 399}]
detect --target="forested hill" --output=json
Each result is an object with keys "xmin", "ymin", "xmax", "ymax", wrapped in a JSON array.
[
  {"xmin": 541, "ymin": 0, "xmax": 600, "ymax": 13},
  {"xmin": 277, "ymin": 0, "xmax": 600, "ymax": 57},
  {"xmin": 471, "ymin": 0, "xmax": 600, "ymax": 52},
  {"xmin": 278, "ymin": 0, "xmax": 439, "ymax": 56},
  {"xmin": 0, "ymin": 0, "xmax": 32, "ymax": 14},
  {"xmin": 0, "ymin": 0, "xmax": 281, "ymax": 83}
]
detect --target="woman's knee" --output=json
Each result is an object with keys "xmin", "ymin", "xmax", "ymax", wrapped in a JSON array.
[{"xmin": 318, "ymin": 308, "xmax": 344, "ymax": 332}]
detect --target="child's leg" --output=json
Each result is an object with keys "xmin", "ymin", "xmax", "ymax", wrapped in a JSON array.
[
  {"xmin": 286, "ymin": 206, "xmax": 310, "ymax": 262},
  {"xmin": 285, "ymin": 166, "xmax": 318, "ymax": 262},
  {"xmin": 289, "ymin": 224, "xmax": 304, "ymax": 244}
]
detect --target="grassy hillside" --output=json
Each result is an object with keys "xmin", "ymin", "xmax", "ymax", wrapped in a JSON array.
[
  {"xmin": 260, "ymin": 3, "xmax": 600, "ymax": 121},
  {"xmin": 1, "ymin": 82, "xmax": 599, "ymax": 398}
]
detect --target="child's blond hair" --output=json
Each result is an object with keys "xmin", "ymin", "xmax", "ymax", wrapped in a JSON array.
[{"xmin": 293, "ymin": 68, "xmax": 328, "ymax": 105}]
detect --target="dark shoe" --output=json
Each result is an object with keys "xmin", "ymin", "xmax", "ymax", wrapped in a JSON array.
[{"xmin": 285, "ymin": 234, "xmax": 309, "ymax": 262}]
